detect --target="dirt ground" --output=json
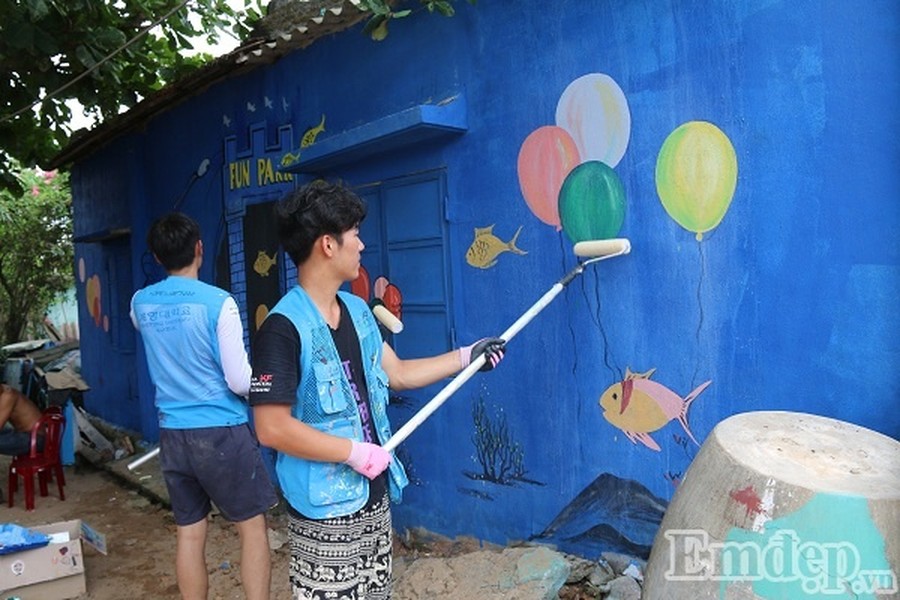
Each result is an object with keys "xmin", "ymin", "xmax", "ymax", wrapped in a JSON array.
[
  {"xmin": 2, "ymin": 455, "xmax": 294, "ymax": 599},
  {"xmin": 3, "ymin": 456, "xmax": 599, "ymax": 600}
]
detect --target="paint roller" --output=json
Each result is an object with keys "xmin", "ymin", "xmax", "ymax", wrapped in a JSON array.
[
  {"xmin": 372, "ymin": 304, "xmax": 404, "ymax": 334},
  {"xmin": 573, "ymin": 238, "xmax": 632, "ymax": 258},
  {"xmin": 383, "ymin": 238, "xmax": 631, "ymax": 452}
]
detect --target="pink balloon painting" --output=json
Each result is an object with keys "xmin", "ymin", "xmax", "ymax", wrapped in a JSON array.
[{"xmin": 516, "ymin": 126, "xmax": 581, "ymax": 228}]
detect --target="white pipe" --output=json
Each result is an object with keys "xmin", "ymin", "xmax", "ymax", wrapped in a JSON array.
[{"xmin": 127, "ymin": 446, "xmax": 159, "ymax": 471}]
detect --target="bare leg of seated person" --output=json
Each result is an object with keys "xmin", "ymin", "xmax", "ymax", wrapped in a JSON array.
[{"xmin": 0, "ymin": 384, "xmax": 42, "ymax": 432}]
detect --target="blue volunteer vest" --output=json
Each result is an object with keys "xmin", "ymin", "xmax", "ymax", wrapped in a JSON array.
[
  {"xmin": 132, "ymin": 276, "xmax": 247, "ymax": 429},
  {"xmin": 270, "ymin": 286, "xmax": 408, "ymax": 519}
]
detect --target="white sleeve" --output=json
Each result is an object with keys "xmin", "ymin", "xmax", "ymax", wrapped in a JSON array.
[
  {"xmin": 130, "ymin": 292, "xmax": 139, "ymax": 330},
  {"xmin": 217, "ymin": 297, "xmax": 252, "ymax": 398}
]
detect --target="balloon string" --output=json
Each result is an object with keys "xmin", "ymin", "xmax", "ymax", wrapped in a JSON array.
[
  {"xmin": 579, "ymin": 274, "xmax": 619, "ymax": 380},
  {"xmin": 559, "ymin": 232, "xmax": 579, "ymax": 377},
  {"xmin": 692, "ymin": 240, "xmax": 706, "ymax": 388}
]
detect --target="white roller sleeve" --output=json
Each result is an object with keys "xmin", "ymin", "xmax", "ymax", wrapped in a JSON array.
[
  {"xmin": 372, "ymin": 305, "xmax": 404, "ymax": 334},
  {"xmin": 573, "ymin": 238, "xmax": 631, "ymax": 258}
]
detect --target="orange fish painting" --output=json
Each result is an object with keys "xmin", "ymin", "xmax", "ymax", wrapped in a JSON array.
[
  {"xmin": 465, "ymin": 225, "xmax": 527, "ymax": 269},
  {"xmin": 599, "ymin": 368, "xmax": 710, "ymax": 452}
]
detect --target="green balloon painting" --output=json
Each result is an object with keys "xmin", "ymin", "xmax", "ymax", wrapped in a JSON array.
[{"xmin": 558, "ymin": 161, "xmax": 626, "ymax": 244}]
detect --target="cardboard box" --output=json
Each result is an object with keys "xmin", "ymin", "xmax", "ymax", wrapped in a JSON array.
[{"xmin": 0, "ymin": 520, "xmax": 86, "ymax": 600}]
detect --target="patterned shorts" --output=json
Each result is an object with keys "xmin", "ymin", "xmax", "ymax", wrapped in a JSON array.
[{"xmin": 288, "ymin": 493, "xmax": 392, "ymax": 600}]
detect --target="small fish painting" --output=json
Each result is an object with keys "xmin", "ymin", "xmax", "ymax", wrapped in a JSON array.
[
  {"xmin": 599, "ymin": 367, "xmax": 710, "ymax": 451},
  {"xmin": 253, "ymin": 250, "xmax": 277, "ymax": 277},
  {"xmin": 301, "ymin": 114, "xmax": 326, "ymax": 148},
  {"xmin": 279, "ymin": 115, "xmax": 326, "ymax": 167},
  {"xmin": 465, "ymin": 225, "xmax": 527, "ymax": 269},
  {"xmin": 280, "ymin": 150, "xmax": 301, "ymax": 167}
]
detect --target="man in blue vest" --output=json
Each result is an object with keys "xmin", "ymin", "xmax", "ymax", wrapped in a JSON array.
[
  {"xmin": 131, "ymin": 212, "xmax": 277, "ymax": 600},
  {"xmin": 250, "ymin": 180, "xmax": 505, "ymax": 600}
]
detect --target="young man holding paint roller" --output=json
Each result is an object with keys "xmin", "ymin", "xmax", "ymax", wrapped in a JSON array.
[
  {"xmin": 131, "ymin": 212, "xmax": 277, "ymax": 600},
  {"xmin": 250, "ymin": 179, "xmax": 506, "ymax": 600}
]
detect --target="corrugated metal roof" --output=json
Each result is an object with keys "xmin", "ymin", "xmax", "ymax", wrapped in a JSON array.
[{"xmin": 49, "ymin": 0, "xmax": 367, "ymax": 169}]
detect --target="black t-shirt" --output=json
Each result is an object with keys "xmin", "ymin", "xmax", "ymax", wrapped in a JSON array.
[{"xmin": 250, "ymin": 297, "xmax": 387, "ymax": 514}]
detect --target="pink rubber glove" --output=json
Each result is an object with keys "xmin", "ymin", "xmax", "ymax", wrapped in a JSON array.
[
  {"xmin": 344, "ymin": 440, "xmax": 392, "ymax": 479},
  {"xmin": 459, "ymin": 337, "xmax": 506, "ymax": 371}
]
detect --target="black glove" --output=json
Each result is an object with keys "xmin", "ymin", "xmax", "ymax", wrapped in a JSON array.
[{"xmin": 459, "ymin": 337, "xmax": 507, "ymax": 371}]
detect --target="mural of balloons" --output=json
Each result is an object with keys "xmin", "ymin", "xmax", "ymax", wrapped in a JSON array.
[
  {"xmin": 373, "ymin": 276, "xmax": 388, "ymax": 301},
  {"xmin": 555, "ymin": 73, "xmax": 631, "ymax": 168},
  {"xmin": 517, "ymin": 126, "xmax": 581, "ymax": 228},
  {"xmin": 85, "ymin": 274, "xmax": 103, "ymax": 327},
  {"xmin": 255, "ymin": 304, "xmax": 269, "ymax": 331},
  {"xmin": 656, "ymin": 121, "xmax": 738, "ymax": 241},
  {"xmin": 352, "ymin": 271, "xmax": 404, "ymax": 322},
  {"xmin": 558, "ymin": 161, "xmax": 626, "ymax": 244},
  {"xmin": 382, "ymin": 283, "xmax": 403, "ymax": 321},
  {"xmin": 351, "ymin": 265, "xmax": 371, "ymax": 302}
]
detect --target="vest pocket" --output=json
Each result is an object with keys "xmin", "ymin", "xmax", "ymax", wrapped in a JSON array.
[
  {"xmin": 307, "ymin": 417, "xmax": 365, "ymax": 507},
  {"xmin": 313, "ymin": 361, "xmax": 348, "ymax": 414}
]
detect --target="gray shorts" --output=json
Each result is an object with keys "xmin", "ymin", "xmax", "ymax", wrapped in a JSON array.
[{"xmin": 159, "ymin": 424, "xmax": 277, "ymax": 526}]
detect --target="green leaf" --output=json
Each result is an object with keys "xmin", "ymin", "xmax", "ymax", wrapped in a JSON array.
[
  {"xmin": 23, "ymin": 0, "xmax": 50, "ymax": 20},
  {"xmin": 92, "ymin": 27, "xmax": 127, "ymax": 48},
  {"xmin": 4, "ymin": 21, "xmax": 36, "ymax": 51},
  {"xmin": 74, "ymin": 44, "xmax": 96, "ymax": 68},
  {"xmin": 365, "ymin": 0, "xmax": 391, "ymax": 16},
  {"xmin": 362, "ymin": 14, "xmax": 386, "ymax": 35},
  {"xmin": 371, "ymin": 17, "xmax": 390, "ymax": 41},
  {"xmin": 434, "ymin": 1, "xmax": 455, "ymax": 17}
]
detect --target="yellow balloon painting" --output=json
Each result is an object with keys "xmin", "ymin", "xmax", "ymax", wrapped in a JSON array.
[{"xmin": 656, "ymin": 121, "xmax": 738, "ymax": 241}]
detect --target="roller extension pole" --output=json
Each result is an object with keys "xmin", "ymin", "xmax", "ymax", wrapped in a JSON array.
[
  {"xmin": 127, "ymin": 446, "xmax": 160, "ymax": 471},
  {"xmin": 383, "ymin": 238, "xmax": 631, "ymax": 452}
]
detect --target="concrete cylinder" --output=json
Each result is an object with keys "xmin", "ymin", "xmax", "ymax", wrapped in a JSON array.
[{"xmin": 643, "ymin": 411, "xmax": 900, "ymax": 599}]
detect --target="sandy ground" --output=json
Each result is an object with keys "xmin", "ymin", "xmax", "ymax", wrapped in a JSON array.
[
  {"xmin": 2, "ymin": 456, "xmax": 597, "ymax": 599},
  {"xmin": 2, "ymin": 456, "xmax": 296, "ymax": 599}
]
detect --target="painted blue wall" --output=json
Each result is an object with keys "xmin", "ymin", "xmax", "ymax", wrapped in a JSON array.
[{"xmin": 69, "ymin": 0, "xmax": 899, "ymax": 558}]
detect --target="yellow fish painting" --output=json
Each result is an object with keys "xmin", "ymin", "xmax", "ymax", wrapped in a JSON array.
[
  {"xmin": 253, "ymin": 250, "xmax": 277, "ymax": 277},
  {"xmin": 279, "ymin": 115, "xmax": 326, "ymax": 167},
  {"xmin": 301, "ymin": 114, "xmax": 326, "ymax": 148},
  {"xmin": 465, "ymin": 225, "xmax": 527, "ymax": 269},
  {"xmin": 599, "ymin": 367, "xmax": 710, "ymax": 452},
  {"xmin": 280, "ymin": 150, "xmax": 301, "ymax": 167}
]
